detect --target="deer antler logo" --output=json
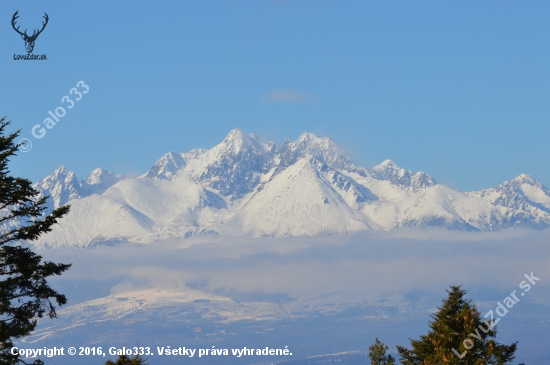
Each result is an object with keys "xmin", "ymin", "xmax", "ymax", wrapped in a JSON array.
[{"xmin": 11, "ymin": 11, "xmax": 49, "ymax": 54}]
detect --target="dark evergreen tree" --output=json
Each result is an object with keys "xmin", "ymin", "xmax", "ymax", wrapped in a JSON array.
[
  {"xmin": 396, "ymin": 285, "xmax": 517, "ymax": 365},
  {"xmin": 104, "ymin": 353, "xmax": 148, "ymax": 365},
  {"xmin": 0, "ymin": 118, "xmax": 71, "ymax": 364},
  {"xmin": 369, "ymin": 337, "xmax": 395, "ymax": 365}
]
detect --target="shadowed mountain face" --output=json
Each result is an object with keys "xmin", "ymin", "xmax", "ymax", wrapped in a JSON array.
[{"xmin": 32, "ymin": 129, "xmax": 550, "ymax": 248}]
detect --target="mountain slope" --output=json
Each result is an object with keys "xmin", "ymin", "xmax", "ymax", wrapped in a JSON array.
[{"xmin": 32, "ymin": 130, "xmax": 550, "ymax": 248}]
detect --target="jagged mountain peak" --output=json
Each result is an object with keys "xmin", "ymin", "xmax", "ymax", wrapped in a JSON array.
[
  {"xmin": 295, "ymin": 132, "xmax": 338, "ymax": 149},
  {"xmin": 211, "ymin": 129, "xmax": 278, "ymax": 163},
  {"xmin": 376, "ymin": 159, "xmax": 397, "ymax": 168},
  {"xmin": 278, "ymin": 133, "xmax": 355, "ymax": 172},
  {"xmin": 164, "ymin": 151, "xmax": 184, "ymax": 159},
  {"xmin": 87, "ymin": 168, "xmax": 114, "ymax": 184},
  {"xmin": 296, "ymin": 132, "xmax": 321, "ymax": 143},
  {"xmin": 373, "ymin": 159, "xmax": 401, "ymax": 177},
  {"xmin": 33, "ymin": 166, "xmax": 86, "ymax": 209},
  {"xmin": 86, "ymin": 168, "xmax": 127, "ymax": 195},
  {"xmin": 510, "ymin": 174, "xmax": 539, "ymax": 186},
  {"xmin": 488, "ymin": 174, "xmax": 547, "ymax": 193},
  {"xmin": 141, "ymin": 151, "xmax": 186, "ymax": 180},
  {"xmin": 226, "ymin": 128, "xmax": 245, "ymax": 138},
  {"xmin": 38, "ymin": 165, "xmax": 80, "ymax": 185},
  {"xmin": 31, "ymin": 130, "xmax": 550, "ymax": 248},
  {"xmin": 372, "ymin": 160, "xmax": 436, "ymax": 190},
  {"xmin": 49, "ymin": 165, "xmax": 75, "ymax": 179},
  {"xmin": 221, "ymin": 128, "xmax": 247, "ymax": 152},
  {"xmin": 373, "ymin": 159, "xmax": 402, "ymax": 173},
  {"xmin": 468, "ymin": 173, "xmax": 550, "ymax": 216},
  {"xmin": 54, "ymin": 165, "xmax": 69, "ymax": 173},
  {"xmin": 34, "ymin": 166, "xmax": 128, "ymax": 209},
  {"xmin": 218, "ymin": 129, "xmax": 276, "ymax": 155},
  {"xmin": 171, "ymin": 130, "xmax": 278, "ymax": 197}
]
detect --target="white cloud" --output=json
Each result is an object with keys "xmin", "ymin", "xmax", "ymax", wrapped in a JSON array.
[
  {"xmin": 40, "ymin": 229, "xmax": 550, "ymax": 306},
  {"xmin": 264, "ymin": 89, "xmax": 317, "ymax": 104}
]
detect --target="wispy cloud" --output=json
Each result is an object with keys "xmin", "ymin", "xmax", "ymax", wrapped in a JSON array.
[
  {"xmin": 41, "ymin": 229, "xmax": 550, "ymax": 306},
  {"xmin": 264, "ymin": 89, "xmax": 317, "ymax": 104},
  {"xmin": 30, "ymin": 231, "xmax": 550, "ymax": 364}
]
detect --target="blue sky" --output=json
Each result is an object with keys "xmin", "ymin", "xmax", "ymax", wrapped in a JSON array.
[{"xmin": 2, "ymin": 1, "xmax": 550, "ymax": 191}]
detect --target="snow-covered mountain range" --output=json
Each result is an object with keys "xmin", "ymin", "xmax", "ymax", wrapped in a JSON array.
[{"xmin": 33, "ymin": 129, "xmax": 550, "ymax": 248}]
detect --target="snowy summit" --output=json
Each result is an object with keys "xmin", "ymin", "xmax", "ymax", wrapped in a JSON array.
[{"xmin": 31, "ymin": 130, "xmax": 550, "ymax": 248}]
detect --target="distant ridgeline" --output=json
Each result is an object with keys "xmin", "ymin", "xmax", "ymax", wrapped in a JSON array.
[
  {"xmin": 277, "ymin": 351, "xmax": 369, "ymax": 365},
  {"xmin": 32, "ymin": 129, "xmax": 550, "ymax": 248}
]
